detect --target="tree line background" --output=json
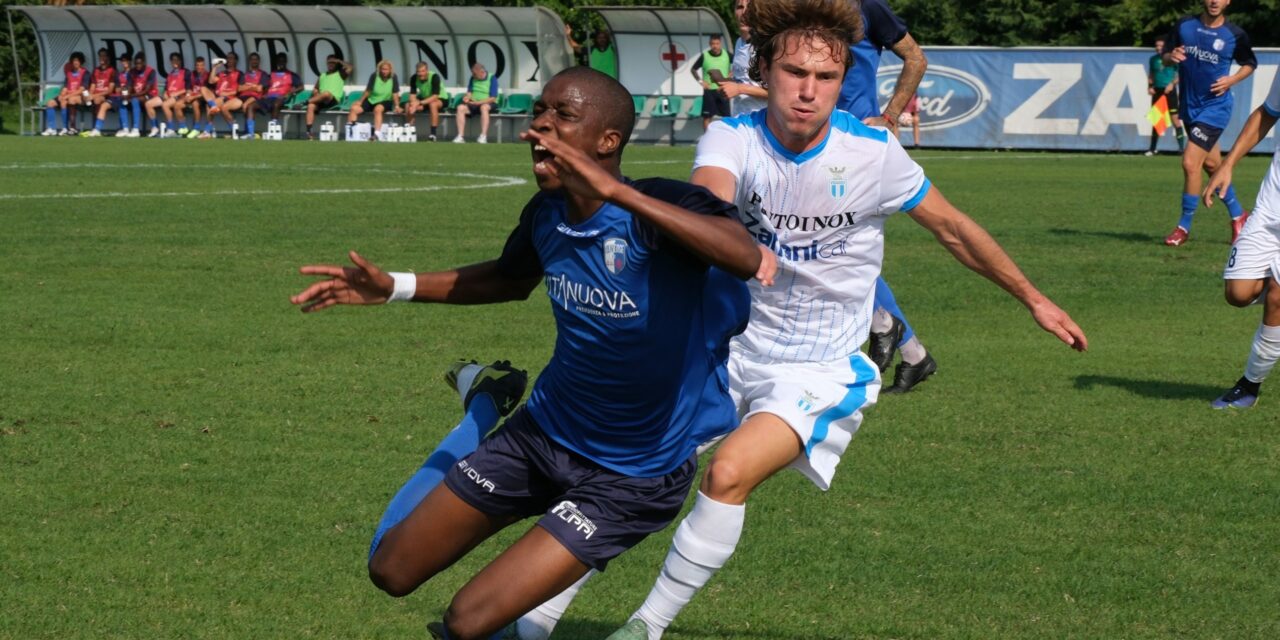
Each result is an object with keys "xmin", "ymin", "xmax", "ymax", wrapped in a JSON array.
[{"xmin": 4, "ymin": 0, "xmax": 1280, "ymax": 124}]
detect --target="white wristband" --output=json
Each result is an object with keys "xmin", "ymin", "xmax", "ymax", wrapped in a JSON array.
[{"xmin": 388, "ymin": 272, "xmax": 417, "ymax": 303}]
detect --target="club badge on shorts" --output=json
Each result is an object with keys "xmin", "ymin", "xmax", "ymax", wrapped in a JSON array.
[{"xmin": 604, "ymin": 237, "xmax": 628, "ymax": 275}]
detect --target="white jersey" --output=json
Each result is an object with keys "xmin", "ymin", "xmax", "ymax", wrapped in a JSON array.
[
  {"xmin": 695, "ymin": 109, "xmax": 929, "ymax": 365},
  {"xmin": 1254, "ymin": 66, "xmax": 1280, "ymax": 219},
  {"xmin": 730, "ymin": 38, "xmax": 767, "ymax": 116}
]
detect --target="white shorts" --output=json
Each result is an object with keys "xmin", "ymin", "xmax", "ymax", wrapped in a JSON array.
[
  {"xmin": 726, "ymin": 351, "xmax": 881, "ymax": 490},
  {"xmin": 1224, "ymin": 208, "xmax": 1280, "ymax": 282}
]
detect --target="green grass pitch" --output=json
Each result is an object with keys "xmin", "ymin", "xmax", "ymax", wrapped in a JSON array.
[{"xmin": 1, "ymin": 136, "xmax": 1277, "ymax": 639}]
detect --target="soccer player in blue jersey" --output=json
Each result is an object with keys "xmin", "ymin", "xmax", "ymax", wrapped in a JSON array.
[
  {"xmin": 290, "ymin": 66, "xmax": 762, "ymax": 640},
  {"xmin": 837, "ymin": 0, "xmax": 937, "ymax": 393},
  {"xmin": 1162, "ymin": 0, "xmax": 1257, "ymax": 247}
]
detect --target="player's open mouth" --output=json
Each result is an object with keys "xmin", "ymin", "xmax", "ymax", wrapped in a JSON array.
[{"xmin": 531, "ymin": 143, "xmax": 552, "ymax": 164}]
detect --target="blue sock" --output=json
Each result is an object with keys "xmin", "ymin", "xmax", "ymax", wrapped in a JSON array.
[
  {"xmin": 94, "ymin": 118, "xmax": 104, "ymax": 131},
  {"xmin": 873, "ymin": 277, "xmax": 916, "ymax": 346},
  {"xmin": 119, "ymin": 106, "xmax": 131, "ymax": 130},
  {"xmin": 206, "ymin": 122, "xmax": 215, "ymax": 133},
  {"xmin": 367, "ymin": 394, "xmax": 500, "ymax": 562},
  {"xmin": 45, "ymin": 106, "xmax": 57, "ymax": 129},
  {"xmin": 167, "ymin": 120, "xmax": 176, "ymax": 130},
  {"xmin": 131, "ymin": 101, "xmax": 142, "ymax": 129},
  {"xmin": 247, "ymin": 118, "xmax": 255, "ymax": 135},
  {"xmin": 1222, "ymin": 185, "xmax": 1245, "ymax": 219},
  {"xmin": 60, "ymin": 107, "xmax": 69, "ymax": 129},
  {"xmin": 149, "ymin": 117, "xmax": 158, "ymax": 129},
  {"xmin": 1179, "ymin": 193, "xmax": 1198, "ymax": 231}
]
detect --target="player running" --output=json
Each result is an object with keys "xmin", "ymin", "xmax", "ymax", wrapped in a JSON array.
[
  {"xmin": 839, "ymin": 0, "xmax": 938, "ymax": 393},
  {"xmin": 290, "ymin": 66, "xmax": 763, "ymax": 640},
  {"xmin": 42, "ymin": 52, "xmax": 88, "ymax": 136},
  {"xmin": 1202, "ymin": 66, "xmax": 1280, "ymax": 409},
  {"xmin": 1161, "ymin": 0, "xmax": 1257, "ymax": 247},
  {"xmin": 594, "ymin": 1, "xmax": 1086, "ymax": 637}
]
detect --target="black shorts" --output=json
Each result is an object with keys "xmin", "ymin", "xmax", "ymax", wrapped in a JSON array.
[
  {"xmin": 461, "ymin": 102, "xmax": 491, "ymax": 116},
  {"xmin": 702, "ymin": 89, "xmax": 731, "ymax": 118},
  {"xmin": 1187, "ymin": 121, "xmax": 1224, "ymax": 151},
  {"xmin": 360, "ymin": 98, "xmax": 394, "ymax": 112},
  {"xmin": 443, "ymin": 407, "xmax": 697, "ymax": 571},
  {"xmin": 313, "ymin": 95, "xmax": 338, "ymax": 110},
  {"xmin": 1154, "ymin": 86, "xmax": 1180, "ymax": 115},
  {"xmin": 256, "ymin": 96, "xmax": 285, "ymax": 111}
]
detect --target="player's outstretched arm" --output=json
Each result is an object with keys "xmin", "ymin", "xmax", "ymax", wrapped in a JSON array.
[
  {"xmin": 908, "ymin": 189, "xmax": 1088, "ymax": 351},
  {"xmin": 291, "ymin": 251, "xmax": 539, "ymax": 313},
  {"xmin": 521, "ymin": 130, "xmax": 762, "ymax": 280},
  {"xmin": 1205, "ymin": 106, "xmax": 1278, "ymax": 206}
]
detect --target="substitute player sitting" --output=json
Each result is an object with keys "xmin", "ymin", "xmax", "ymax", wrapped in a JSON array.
[
  {"xmin": 236, "ymin": 52, "xmax": 268, "ymax": 139},
  {"xmin": 252, "ymin": 53, "xmax": 301, "ymax": 125},
  {"xmin": 347, "ymin": 59, "xmax": 401, "ymax": 141},
  {"xmin": 160, "ymin": 53, "xmax": 194, "ymax": 137},
  {"xmin": 41, "ymin": 51, "xmax": 88, "ymax": 136},
  {"xmin": 1202, "ymin": 65, "xmax": 1280, "ymax": 409},
  {"xmin": 200, "ymin": 52, "xmax": 244, "ymax": 139},
  {"xmin": 290, "ymin": 66, "xmax": 762, "ymax": 640},
  {"xmin": 600, "ymin": 1, "xmax": 1086, "ymax": 637},
  {"xmin": 405, "ymin": 61, "xmax": 444, "ymax": 141},
  {"xmin": 82, "ymin": 48, "xmax": 115, "ymax": 137}
]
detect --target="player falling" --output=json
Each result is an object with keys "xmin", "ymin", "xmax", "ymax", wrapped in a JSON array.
[
  {"xmin": 1161, "ymin": 0, "xmax": 1256, "ymax": 247},
  {"xmin": 1202, "ymin": 65, "xmax": 1280, "ymax": 409}
]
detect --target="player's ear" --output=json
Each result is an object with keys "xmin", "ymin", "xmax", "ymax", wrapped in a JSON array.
[{"xmin": 597, "ymin": 128, "xmax": 623, "ymax": 157}]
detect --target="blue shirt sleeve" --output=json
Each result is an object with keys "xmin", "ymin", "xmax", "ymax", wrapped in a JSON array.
[
  {"xmin": 496, "ymin": 193, "xmax": 547, "ymax": 279},
  {"xmin": 631, "ymin": 178, "xmax": 740, "ymax": 261},
  {"xmin": 862, "ymin": 0, "xmax": 909, "ymax": 49},
  {"xmin": 1229, "ymin": 24, "xmax": 1257, "ymax": 68},
  {"xmin": 490, "ymin": 77, "xmax": 499, "ymax": 98}
]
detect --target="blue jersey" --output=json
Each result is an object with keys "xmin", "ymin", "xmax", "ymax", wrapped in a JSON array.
[
  {"xmin": 496, "ymin": 179, "xmax": 750, "ymax": 477},
  {"xmin": 1165, "ymin": 14, "xmax": 1256, "ymax": 129},
  {"xmin": 837, "ymin": 0, "xmax": 908, "ymax": 119}
]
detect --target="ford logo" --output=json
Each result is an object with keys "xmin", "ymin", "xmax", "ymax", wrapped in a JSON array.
[{"xmin": 877, "ymin": 64, "xmax": 990, "ymax": 130}]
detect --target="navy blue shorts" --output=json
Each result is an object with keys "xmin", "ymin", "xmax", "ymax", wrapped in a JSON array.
[
  {"xmin": 1187, "ymin": 121, "xmax": 1223, "ymax": 151},
  {"xmin": 256, "ymin": 96, "xmax": 285, "ymax": 112},
  {"xmin": 461, "ymin": 102, "xmax": 491, "ymax": 116},
  {"xmin": 443, "ymin": 407, "xmax": 697, "ymax": 571}
]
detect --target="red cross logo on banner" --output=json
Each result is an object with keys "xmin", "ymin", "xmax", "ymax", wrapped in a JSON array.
[{"xmin": 660, "ymin": 41, "xmax": 687, "ymax": 71}]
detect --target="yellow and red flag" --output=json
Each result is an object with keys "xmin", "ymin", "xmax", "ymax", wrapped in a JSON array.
[{"xmin": 1147, "ymin": 95, "xmax": 1172, "ymax": 135}]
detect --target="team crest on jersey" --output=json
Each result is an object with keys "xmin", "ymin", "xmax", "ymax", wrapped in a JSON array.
[
  {"xmin": 603, "ymin": 237, "xmax": 628, "ymax": 275},
  {"xmin": 827, "ymin": 166, "xmax": 847, "ymax": 198},
  {"xmin": 797, "ymin": 390, "xmax": 819, "ymax": 412},
  {"xmin": 1212, "ymin": 38, "xmax": 1225, "ymax": 51}
]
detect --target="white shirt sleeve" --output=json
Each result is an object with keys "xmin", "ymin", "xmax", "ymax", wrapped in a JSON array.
[
  {"xmin": 692, "ymin": 120, "xmax": 747, "ymax": 181},
  {"xmin": 1264, "ymin": 66, "xmax": 1280, "ymax": 118},
  {"xmin": 876, "ymin": 135, "xmax": 930, "ymax": 215}
]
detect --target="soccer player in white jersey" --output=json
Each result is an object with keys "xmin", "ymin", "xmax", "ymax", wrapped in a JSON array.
[
  {"xmin": 1202, "ymin": 66, "xmax": 1280, "ymax": 409},
  {"xmin": 593, "ymin": 1, "xmax": 1089, "ymax": 638}
]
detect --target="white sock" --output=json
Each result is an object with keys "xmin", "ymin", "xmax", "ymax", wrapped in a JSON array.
[
  {"xmin": 633, "ymin": 492, "xmax": 745, "ymax": 640},
  {"xmin": 515, "ymin": 569, "xmax": 597, "ymax": 640},
  {"xmin": 1244, "ymin": 324, "xmax": 1280, "ymax": 384},
  {"xmin": 453, "ymin": 363, "xmax": 484, "ymax": 405},
  {"xmin": 870, "ymin": 308, "xmax": 894, "ymax": 334},
  {"xmin": 899, "ymin": 336, "xmax": 927, "ymax": 365}
]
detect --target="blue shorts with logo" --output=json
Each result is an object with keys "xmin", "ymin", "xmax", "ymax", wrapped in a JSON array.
[
  {"xmin": 443, "ymin": 407, "xmax": 697, "ymax": 570},
  {"xmin": 1187, "ymin": 121, "xmax": 1225, "ymax": 151}
]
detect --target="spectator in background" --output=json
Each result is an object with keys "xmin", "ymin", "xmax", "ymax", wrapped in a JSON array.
[
  {"xmin": 306, "ymin": 55, "xmax": 353, "ymax": 140},
  {"xmin": 691, "ymin": 34, "xmax": 731, "ymax": 129},
  {"xmin": 405, "ymin": 61, "xmax": 444, "ymax": 142},
  {"xmin": 110, "ymin": 53, "xmax": 134, "ymax": 137},
  {"xmin": 252, "ymin": 53, "xmax": 301, "ymax": 126},
  {"xmin": 1147, "ymin": 37, "xmax": 1185, "ymax": 156},
  {"xmin": 160, "ymin": 53, "xmax": 193, "ymax": 138},
  {"xmin": 348, "ymin": 59, "xmax": 401, "ymax": 141},
  {"xmin": 566, "ymin": 25, "xmax": 618, "ymax": 79},
  {"xmin": 200, "ymin": 52, "xmax": 245, "ymax": 139},
  {"xmin": 42, "ymin": 51, "xmax": 87, "ymax": 136},
  {"xmin": 83, "ymin": 48, "xmax": 115, "ymax": 137},
  {"xmin": 127, "ymin": 52, "xmax": 162, "ymax": 137},
  {"xmin": 453, "ymin": 62, "xmax": 497, "ymax": 144},
  {"xmin": 237, "ymin": 52, "xmax": 268, "ymax": 140},
  {"xmin": 183, "ymin": 57, "xmax": 210, "ymax": 138},
  {"xmin": 720, "ymin": 0, "xmax": 767, "ymax": 117}
]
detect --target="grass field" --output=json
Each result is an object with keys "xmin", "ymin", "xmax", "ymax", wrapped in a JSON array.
[{"xmin": 2, "ymin": 136, "xmax": 1277, "ymax": 640}]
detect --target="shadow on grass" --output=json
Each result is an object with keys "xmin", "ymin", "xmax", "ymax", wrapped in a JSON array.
[
  {"xmin": 1074, "ymin": 374, "xmax": 1221, "ymax": 400},
  {"xmin": 1049, "ymin": 227, "xmax": 1160, "ymax": 244},
  {"xmin": 553, "ymin": 619, "xmax": 817, "ymax": 640}
]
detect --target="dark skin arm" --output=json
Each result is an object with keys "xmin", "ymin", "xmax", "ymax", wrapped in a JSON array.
[
  {"xmin": 290, "ymin": 251, "xmax": 540, "ymax": 312},
  {"xmin": 521, "ymin": 129, "xmax": 761, "ymax": 281}
]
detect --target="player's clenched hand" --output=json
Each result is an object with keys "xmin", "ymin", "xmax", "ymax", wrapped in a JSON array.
[
  {"xmin": 291, "ymin": 251, "xmax": 394, "ymax": 313},
  {"xmin": 521, "ymin": 129, "xmax": 621, "ymax": 201},
  {"xmin": 719, "ymin": 82, "xmax": 741, "ymax": 99},
  {"xmin": 862, "ymin": 114, "xmax": 900, "ymax": 136},
  {"xmin": 755, "ymin": 244, "xmax": 777, "ymax": 286},
  {"xmin": 1029, "ymin": 298, "xmax": 1088, "ymax": 352},
  {"xmin": 1203, "ymin": 167, "xmax": 1234, "ymax": 207}
]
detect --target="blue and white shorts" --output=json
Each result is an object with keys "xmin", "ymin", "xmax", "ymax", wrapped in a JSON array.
[{"xmin": 726, "ymin": 350, "xmax": 881, "ymax": 490}]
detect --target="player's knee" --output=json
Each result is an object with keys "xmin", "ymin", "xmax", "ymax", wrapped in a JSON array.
[
  {"xmin": 441, "ymin": 596, "xmax": 494, "ymax": 640},
  {"xmin": 702, "ymin": 456, "xmax": 748, "ymax": 502},
  {"xmin": 367, "ymin": 555, "xmax": 417, "ymax": 598},
  {"xmin": 1181, "ymin": 155, "xmax": 1200, "ymax": 175},
  {"xmin": 1225, "ymin": 282, "xmax": 1259, "ymax": 307}
]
